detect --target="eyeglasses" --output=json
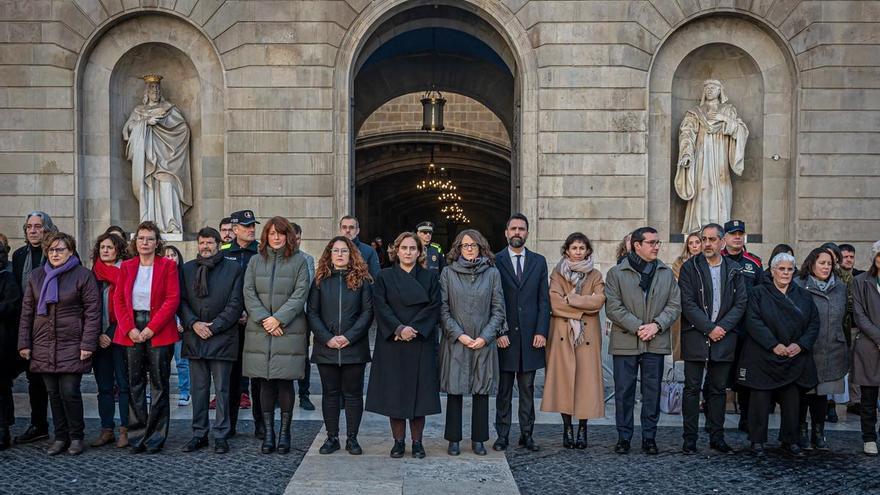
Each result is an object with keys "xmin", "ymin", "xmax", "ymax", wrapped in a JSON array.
[
  {"xmin": 461, "ymin": 243, "xmax": 478, "ymax": 249},
  {"xmin": 47, "ymin": 247, "xmax": 68, "ymax": 254},
  {"xmin": 331, "ymin": 249, "xmax": 349, "ymax": 254},
  {"xmin": 640, "ymin": 240, "xmax": 662, "ymax": 247},
  {"xmin": 774, "ymin": 267, "xmax": 795, "ymax": 273}
]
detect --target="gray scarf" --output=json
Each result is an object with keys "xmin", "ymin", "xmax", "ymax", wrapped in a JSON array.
[
  {"xmin": 811, "ymin": 273, "xmax": 836, "ymax": 293},
  {"xmin": 556, "ymin": 256, "xmax": 595, "ymax": 346}
]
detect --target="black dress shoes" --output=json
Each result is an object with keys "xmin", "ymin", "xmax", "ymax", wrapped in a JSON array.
[
  {"xmin": 642, "ymin": 439, "xmax": 659, "ymax": 455},
  {"xmin": 390, "ymin": 439, "xmax": 406, "ymax": 458},
  {"xmin": 15, "ymin": 425, "xmax": 49, "ymax": 444},
  {"xmin": 493, "ymin": 437, "xmax": 508, "ymax": 451},
  {"xmin": 781, "ymin": 442, "xmax": 806, "ymax": 457},
  {"xmin": 319, "ymin": 436, "xmax": 340, "ymax": 455},
  {"xmin": 710, "ymin": 440, "xmax": 734, "ymax": 454},
  {"xmin": 346, "ymin": 435, "xmax": 363, "ymax": 455},
  {"xmin": 447, "ymin": 441, "xmax": 460, "ymax": 456},
  {"xmin": 412, "ymin": 441, "xmax": 426, "ymax": 458},
  {"xmin": 472, "ymin": 441, "xmax": 487, "ymax": 456},
  {"xmin": 214, "ymin": 438, "xmax": 229, "ymax": 454},
  {"xmin": 750, "ymin": 442, "xmax": 765, "ymax": 456},
  {"xmin": 682, "ymin": 440, "xmax": 698, "ymax": 454},
  {"xmin": 299, "ymin": 396, "xmax": 315, "ymax": 411},
  {"xmin": 520, "ymin": 434, "xmax": 540, "ymax": 452},
  {"xmin": 614, "ymin": 440, "xmax": 630, "ymax": 454},
  {"xmin": 182, "ymin": 436, "xmax": 208, "ymax": 452}
]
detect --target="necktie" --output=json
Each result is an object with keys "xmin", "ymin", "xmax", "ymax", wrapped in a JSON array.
[{"xmin": 515, "ymin": 254, "xmax": 523, "ymax": 281}]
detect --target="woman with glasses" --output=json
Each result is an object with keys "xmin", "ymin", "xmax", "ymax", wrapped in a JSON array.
[
  {"xmin": 18, "ymin": 232, "xmax": 101, "ymax": 455},
  {"xmin": 114, "ymin": 221, "xmax": 180, "ymax": 454},
  {"xmin": 439, "ymin": 229, "xmax": 506, "ymax": 456},
  {"xmin": 736, "ymin": 252, "xmax": 819, "ymax": 457},
  {"xmin": 307, "ymin": 236, "xmax": 373, "ymax": 455}
]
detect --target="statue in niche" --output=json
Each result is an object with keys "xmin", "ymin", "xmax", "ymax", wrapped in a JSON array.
[
  {"xmin": 123, "ymin": 74, "xmax": 192, "ymax": 233},
  {"xmin": 674, "ymin": 79, "xmax": 749, "ymax": 234}
]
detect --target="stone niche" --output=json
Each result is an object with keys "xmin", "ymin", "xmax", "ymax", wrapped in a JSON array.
[
  {"xmin": 78, "ymin": 14, "xmax": 225, "ymax": 246},
  {"xmin": 648, "ymin": 15, "xmax": 796, "ymax": 246},
  {"xmin": 669, "ymin": 43, "xmax": 764, "ymax": 236}
]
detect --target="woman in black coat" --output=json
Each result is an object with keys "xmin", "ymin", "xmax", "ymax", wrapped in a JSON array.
[
  {"xmin": 308, "ymin": 236, "xmax": 373, "ymax": 456},
  {"xmin": 365, "ymin": 232, "xmax": 441, "ymax": 459},
  {"xmin": 0, "ymin": 237, "xmax": 22, "ymax": 451},
  {"xmin": 737, "ymin": 252, "xmax": 819, "ymax": 457}
]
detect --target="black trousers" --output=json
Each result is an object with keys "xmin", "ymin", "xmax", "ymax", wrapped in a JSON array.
[
  {"xmin": 317, "ymin": 363, "xmax": 365, "ymax": 437},
  {"xmin": 798, "ymin": 391, "xmax": 828, "ymax": 425},
  {"xmin": 0, "ymin": 375, "xmax": 13, "ymax": 429},
  {"xmin": 683, "ymin": 360, "xmax": 731, "ymax": 443},
  {"xmin": 25, "ymin": 370, "xmax": 48, "ymax": 430},
  {"xmin": 860, "ymin": 386, "xmax": 879, "ymax": 442},
  {"xmin": 42, "ymin": 373, "xmax": 84, "ymax": 441},
  {"xmin": 445, "ymin": 394, "xmax": 489, "ymax": 442},
  {"xmin": 190, "ymin": 358, "xmax": 233, "ymax": 440},
  {"xmin": 229, "ymin": 324, "xmax": 261, "ymax": 431},
  {"xmin": 93, "ymin": 343, "xmax": 130, "ymax": 428},
  {"xmin": 748, "ymin": 383, "xmax": 800, "ymax": 444},
  {"xmin": 495, "ymin": 370, "xmax": 536, "ymax": 439},
  {"xmin": 258, "ymin": 378, "xmax": 294, "ymax": 414},
  {"xmin": 127, "ymin": 327, "xmax": 173, "ymax": 450},
  {"xmin": 613, "ymin": 353, "xmax": 664, "ymax": 441}
]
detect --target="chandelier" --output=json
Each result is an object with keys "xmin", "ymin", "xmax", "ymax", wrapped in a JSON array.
[
  {"xmin": 421, "ymin": 90, "xmax": 446, "ymax": 131},
  {"xmin": 441, "ymin": 202, "xmax": 469, "ymax": 224}
]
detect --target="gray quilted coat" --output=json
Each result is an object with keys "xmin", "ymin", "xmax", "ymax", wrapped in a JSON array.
[{"xmin": 242, "ymin": 248, "xmax": 310, "ymax": 381}]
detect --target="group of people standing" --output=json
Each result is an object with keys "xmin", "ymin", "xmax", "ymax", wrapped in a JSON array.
[{"xmin": 1, "ymin": 209, "xmax": 878, "ymax": 461}]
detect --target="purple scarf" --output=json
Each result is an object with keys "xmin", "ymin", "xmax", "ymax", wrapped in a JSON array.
[{"xmin": 37, "ymin": 256, "xmax": 80, "ymax": 316}]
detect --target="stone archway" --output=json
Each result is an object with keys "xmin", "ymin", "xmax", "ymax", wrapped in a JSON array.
[
  {"xmin": 333, "ymin": 0, "xmax": 540, "ymax": 237},
  {"xmin": 648, "ymin": 15, "xmax": 798, "ymax": 247},
  {"xmin": 75, "ymin": 13, "xmax": 225, "ymax": 244}
]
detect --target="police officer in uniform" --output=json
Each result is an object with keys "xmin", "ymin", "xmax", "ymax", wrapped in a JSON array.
[
  {"xmin": 720, "ymin": 219, "xmax": 763, "ymax": 432},
  {"xmin": 222, "ymin": 210, "xmax": 263, "ymax": 439},
  {"xmin": 416, "ymin": 221, "xmax": 445, "ymax": 272}
]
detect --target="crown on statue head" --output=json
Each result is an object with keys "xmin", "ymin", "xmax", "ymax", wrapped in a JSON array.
[{"xmin": 142, "ymin": 74, "xmax": 163, "ymax": 84}]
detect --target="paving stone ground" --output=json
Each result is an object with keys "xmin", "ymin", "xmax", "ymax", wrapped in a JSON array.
[
  {"xmin": 0, "ymin": 419, "xmax": 322, "ymax": 495},
  {"xmin": 507, "ymin": 424, "xmax": 880, "ymax": 495}
]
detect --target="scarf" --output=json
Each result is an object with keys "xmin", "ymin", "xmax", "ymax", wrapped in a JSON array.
[
  {"xmin": 93, "ymin": 260, "xmax": 122, "ymax": 324},
  {"xmin": 557, "ymin": 256, "xmax": 595, "ymax": 346},
  {"xmin": 627, "ymin": 250, "xmax": 657, "ymax": 293},
  {"xmin": 37, "ymin": 256, "xmax": 80, "ymax": 316},
  {"xmin": 811, "ymin": 273, "xmax": 836, "ymax": 293},
  {"xmin": 457, "ymin": 255, "xmax": 487, "ymax": 270},
  {"xmin": 195, "ymin": 250, "xmax": 225, "ymax": 298},
  {"xmin": 21, "ymin": 243, "xmax": 43, "ymax": 293}
]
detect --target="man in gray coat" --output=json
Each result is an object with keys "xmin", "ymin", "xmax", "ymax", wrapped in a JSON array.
[{"xmin": 605, "ymin": 226, "xmax": 681, "ymax": 455}]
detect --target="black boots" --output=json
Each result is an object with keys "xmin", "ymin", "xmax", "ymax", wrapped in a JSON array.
[
  {"xmin": 261, "ymin": 412, "xmax": 276, "ymax": 454},
  {"xmin": 0, "ymin": 428, "xmax": 10, "ymax": 451},
  {"xmin": 319, "ymin": 435, "xmax": 340, "ymax": 454},
  {"xmin": 277, "ymin": 412, "xmax": 292, "ymax": 454},
  {"xmin": 346, "ymin": 434, "xmax": 362, "ymax": 455},
  {"xmin": 798, "ymin": 423, "xmax": 811, "ymax": 450},
  {"xmin": 811, "ymin": 422, "xmax": 829, "ymax": 451},
  {"xmin": 254, "ymin": 415, "xmax": 266, "ymax": 440},
  {"xmin": 391, "ymin": 439, "xmax": 406, "ymax": 458},
  {"xmin": 575, "ymin": 422, "xmax": 587, "ymax": 449},
  {"xmin": 563, "ymin": 424, "xmax": 575, "ymax": 449}
]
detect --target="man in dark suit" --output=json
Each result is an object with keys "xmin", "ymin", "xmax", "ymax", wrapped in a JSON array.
[{"xmin": 493, "ymin": 213, "xmax": 550, "ymax": 452}]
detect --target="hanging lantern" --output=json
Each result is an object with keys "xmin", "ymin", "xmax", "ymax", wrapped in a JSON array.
[{"xmin": 421, "ymin": 90, "xmax": 445, "ymax": 131}]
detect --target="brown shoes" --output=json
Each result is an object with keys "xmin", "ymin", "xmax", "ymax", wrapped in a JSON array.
[
  {"xmin": 116, "ymin": 427, "xmax": 129, "ymax": 448},
  {"xmin": 90, "ymin": 428, "xmax": 115, "ymax": 447}
]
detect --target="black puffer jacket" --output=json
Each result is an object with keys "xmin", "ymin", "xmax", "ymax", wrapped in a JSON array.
[
  {"xmin": 178, "ymin": 258, "xmax": 244, "ymax": 361},
  {"xmin": 736, "ymin": 277, "xmax": 819, "ymax": 390},
  {"xmin": 307, "ymin": 269, "xmax": 373, "ymax": 365}
]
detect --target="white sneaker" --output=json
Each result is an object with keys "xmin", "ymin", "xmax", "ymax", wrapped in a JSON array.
[{"xmin": 864, "ymin": 441, "xmax": 878, "ymax": 456}]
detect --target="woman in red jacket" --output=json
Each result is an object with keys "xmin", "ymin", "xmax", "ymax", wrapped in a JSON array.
[{"xmin": 113, "ymin": 221, "xmax": 180, "ymax": 454}]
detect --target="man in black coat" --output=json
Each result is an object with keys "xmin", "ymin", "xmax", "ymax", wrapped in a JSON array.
[
  {"xmin": 179, "ymin": 228, "xmax": 244, "ymax": 454},
  {"xmin": 11, "ymin": 211, "xmax": 57, "ymax": 444},
  {"xmin": 678, "ymin": 223, "xmax": 747, "ymax": 454},
  {"xmin": 493, "ymin": 213, "xmax": 550, "ymax": 452},
  {"xmin": 0, "ymin": 239, "xmax": 22, "ymax": 450}
]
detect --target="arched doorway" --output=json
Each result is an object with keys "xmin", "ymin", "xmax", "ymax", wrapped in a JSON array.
[{"xmin": 350, "ymin": 4, "xmax": 519, "ymax": 252}]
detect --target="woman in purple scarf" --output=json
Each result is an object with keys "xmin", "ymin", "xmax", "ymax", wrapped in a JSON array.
[{"xmin": 18, "ymin": 232, "xmax": 101, "ymax": 456}]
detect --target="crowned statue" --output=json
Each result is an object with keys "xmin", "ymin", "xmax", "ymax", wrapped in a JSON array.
[
  {"xmin": 674, "ymin": 79, "xmax": 749, "ymax": 234},
  {"xmin": 122, "ymin": 74, "xmax": 192, "ymax": 233}
]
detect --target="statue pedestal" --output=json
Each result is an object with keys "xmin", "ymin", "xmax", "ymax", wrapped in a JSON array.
[{"xmin": 164, "ymin": 233, "xmax": 184, "ymax": 242}]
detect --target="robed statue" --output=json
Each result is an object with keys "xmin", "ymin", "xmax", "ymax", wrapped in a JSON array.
[
  {"xmin": 123, "ymin": 74, "xmax": 192, "ymax": 233},
  {"xmin": 674, "ymin": 79, "xmax": 749, "ymax": 234}
]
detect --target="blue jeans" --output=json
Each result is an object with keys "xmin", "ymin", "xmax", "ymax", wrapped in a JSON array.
[
  {"xmin": 93, "ymin": 343, "xmax": 129, "ymax": 428},
  {"xmin": 174, "ymin": 341, "xmax": 190, "ymax": 397},
  {"xmin": 613, "ymin": 353, "xmax": 664, "ymax": 442}
]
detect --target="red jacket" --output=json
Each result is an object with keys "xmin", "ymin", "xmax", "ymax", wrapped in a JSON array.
[{"xmin": 113, "ymin": 255, "xmax": 180, "ymax": 347}]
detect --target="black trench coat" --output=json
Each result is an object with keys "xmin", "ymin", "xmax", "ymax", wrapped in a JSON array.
[{"xmin": 365, "ymin": 264, "xmax": 442, "ymax": 419}]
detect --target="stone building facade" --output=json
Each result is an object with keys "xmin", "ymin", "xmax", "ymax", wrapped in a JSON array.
[{"xmin": 0, "ymin": 0, "xmax": 877, "ymax": 268}]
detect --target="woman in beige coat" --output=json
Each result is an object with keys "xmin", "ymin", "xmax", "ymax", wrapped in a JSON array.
[{"xmin": 542, "ymin": 232, "xmax": 605, "ymax": 449}]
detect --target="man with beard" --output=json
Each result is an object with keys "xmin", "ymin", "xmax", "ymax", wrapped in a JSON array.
[
  {"xmin": 179, "ymin": 228, "xmax": 244, "ymax": 453},
  {"xmin": 11, "ymin": 211, "xmax": 57, "ymax": 444},
  {"xmin": 416, "ymin": 221, "xmax": 445, "ymax": 273},
  {"xmin": 219, "ymin": 217, "xmax": 235, "ymax": 249},
  {"xmin": 222, "ymin": 210, "xmax": 262, "ymax": 438},
  {"xmin": 492, "ymin": 213, "xmax": 550, "ymax": 452}
]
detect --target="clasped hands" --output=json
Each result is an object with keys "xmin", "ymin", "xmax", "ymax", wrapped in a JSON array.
[
  {"xmin": 128, "ymin": 327, "xmax": 155, "ymax": 344},
  {"xmin": 773, "ymin": 343, "xmax": 802, "ymax": 358},
  {"xmin": 327, "ymin": 335, "xmax": 350, "ymax": 349},
  {"xmin": 458, "ymin": 334, "xmax": 491, "ymax": 350},
  {"xmin": 395, "ymin": 326, "xmax": 418, "ymax": 342},
  {"xmin": 637, "ymin": 322, "xmax": 660, "ymax": 342},
  {"xmin": 262, "ymin": 316, "xmax": 283, "ymax": 337},
  {"xmin": 708, "ymin": 326, "xmax": 727, "ymax": 342}
]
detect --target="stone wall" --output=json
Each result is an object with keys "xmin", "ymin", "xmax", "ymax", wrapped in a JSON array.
[{"xmin": 0, "ymin": 1, "xmax": 877, "ymax": 268}]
